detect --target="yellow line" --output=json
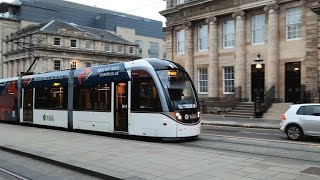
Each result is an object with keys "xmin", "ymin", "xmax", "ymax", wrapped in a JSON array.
[{"xmin": 200, "ymin": 133, "xmax": 320, "ymax": 147}]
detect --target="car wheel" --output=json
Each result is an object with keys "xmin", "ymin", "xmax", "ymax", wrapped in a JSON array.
[{"xmin": 286, "ymin": 125, "xmax": 303, "ymax": 140}]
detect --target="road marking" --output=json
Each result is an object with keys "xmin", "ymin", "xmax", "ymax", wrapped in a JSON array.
[
  {"xmin": 0, "ymin": 167, "xmax": 30, "ymax": 180},
  {"xmin": 200, "ymin": 133, "xmax": 320, "ymax": 147}
]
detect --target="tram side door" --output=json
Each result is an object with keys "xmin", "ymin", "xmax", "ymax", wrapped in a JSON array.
[
  {"xmin": 114, "ymin": 82, "xmax": 128, "ymax": 132},
  {"xmin": 23, "ymin": 88, "xmax": 33, "ymax": 122}
]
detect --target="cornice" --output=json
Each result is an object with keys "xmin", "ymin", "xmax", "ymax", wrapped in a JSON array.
[
  {"xmin": 160, "ymin": 0, "xmax": 213, "ymax": 16},
  {"xmin": 166, "ymin": 0, "xmax": 277, "ymax": 27},
  {"xmin": 3, "ymin": 46, "xmax": 139, "ymax": 59}
]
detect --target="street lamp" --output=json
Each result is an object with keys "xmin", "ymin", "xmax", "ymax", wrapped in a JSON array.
[
  {"xmin": 254, "ymin": 53, "xmax": 263, "ymax": 118},
  {"xmin": 255, "ymin": 53, "xmax": 263, "ymax": 69}
]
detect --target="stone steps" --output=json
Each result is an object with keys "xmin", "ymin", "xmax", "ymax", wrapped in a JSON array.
[
  {"xmin": 225, "ymin": 102, "xmax": 255, "ymax": 118},
  {"xmin": 263, "ymin": 103, "xmax": 292, "ymax": 120}
]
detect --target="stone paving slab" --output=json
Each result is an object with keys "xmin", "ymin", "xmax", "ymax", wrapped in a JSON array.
[{"xmin": 0, "ymin": 124, "xmax": 320, "ymax": 180}]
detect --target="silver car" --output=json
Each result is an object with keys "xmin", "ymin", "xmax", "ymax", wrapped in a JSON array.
[{"xmin": 280, "ymin": 104, "xmax": 320, "ymax": 140}]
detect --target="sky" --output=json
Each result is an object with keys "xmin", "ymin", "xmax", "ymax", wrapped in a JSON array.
[{"xmin": 1, "ymin": 0, "xmax": 167, "ymax": 25}]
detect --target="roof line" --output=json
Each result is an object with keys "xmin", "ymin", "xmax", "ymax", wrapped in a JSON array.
[
  {"xmin": 68, "ymin": 23, "xmax": 101, "ymax": 39},
  {"xmin": 40, "ymin": 20, "xmax": 55, "ymax": 31}
]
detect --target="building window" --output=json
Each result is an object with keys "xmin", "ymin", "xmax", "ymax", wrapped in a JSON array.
[
  {"xmin": 252, "ymin": 14, "xmax": 265, "ymax": 44},
  {"xmin": 177, "ymin": 0, "xmax": 184, "ymax": 5},
  {"xmin": 135, "ymin": 40, "xmax": 143, "ymax": 57},
  {"xmin": 54, "ymin": 37, "xmax": 61, "ymax": 46},
  {"xmin": 286, "ymin": 7, "xmax": 302, "ymax": 40},
  {"xmin": 70, "ymin": 39, "xmax": 77, "ymax": 48},
  {"xmin": 163, "ymin": 45, "xmax": 166, "ymax": 59},
  {"xmin": 70, "ymin": 62, "xmax": 77, "ymax": 69},
  {"xmin": 85, "ymin": 62, "xmax": 92, "ymax": 67},
  {"xmin": 177, "ymin": 29, "xmax": 185, "ymax": 54},
  {"xmin": 223, "ymin": 20, "xmax": 235, "ymax": 48},
  {"xmin": 149, "ymin": 42, "xmax": 159, "ymax": 58},
  {"xmin": 223, "ymin": 67, "xmax": 234, "ymax": 94},
  {"xmin": 105, "ymin": 44, "xmax": 112, "ymax": 52},
  {"xmin": 198, "ymin": 25, "xmax": 208, "ymax": 51},
  {"xmin": 85, "ymin": 41, "xmax": 92, "ymax": 50},
  {"xmin": 117, "ymin": 45, "xmax": 124, "ymax": 53},
  {"xmin": 54, "ymin": 60, "xmax": 61, "ymax": 71},
  {"xmin": 198, "ymin": 69, "xmax": 208, "ymax": 94},
  {"xmin": 129, "ymin": 47, "xmax": 134, "ymax": 54}
]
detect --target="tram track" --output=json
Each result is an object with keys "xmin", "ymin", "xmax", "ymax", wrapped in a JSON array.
[
  {"xmin": 198, "ymin": 134, "xmax": 320, "ymax": 153},
  {"xmin": 179, "ymin": 141, "xmax": 320, "ymax": 165},
  {"xmin": 177, "ymin": 136, "xmax": 320, "ymax": 165},
  {"xmin": 0, "ymin": 167, "xmax": 30, "ymax": 180}
]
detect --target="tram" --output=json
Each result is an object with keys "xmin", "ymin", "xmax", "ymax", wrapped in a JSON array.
[{"xmin": 0, "ymin": 58, "xmax": 200, "ymax": 138}]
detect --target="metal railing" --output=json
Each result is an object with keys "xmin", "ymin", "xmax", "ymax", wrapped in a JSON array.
[
  {"xmin": 225, "ymin": 86, "xmax": 241, "ymax": 106},
  {"xmin": 255, "ymin": 86, "xmax": 275, "ymax": 117},
  {"xmin": 263, "ymin": 86, "xmax": 275, "ymax": 112}
]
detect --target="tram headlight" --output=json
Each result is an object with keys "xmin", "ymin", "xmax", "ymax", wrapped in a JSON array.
[
  {"xmin": 197, "ymin": 111, "xmax": 201, "ymax": 118},
  {"xmin": 175, "ymin": 112, "xmax": 182, "ymax": 120}
]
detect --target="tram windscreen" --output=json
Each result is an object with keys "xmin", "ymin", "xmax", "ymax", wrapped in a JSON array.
[{"xmin": 157, "ymin": 70, "xmax": 197, "ymax": 110}]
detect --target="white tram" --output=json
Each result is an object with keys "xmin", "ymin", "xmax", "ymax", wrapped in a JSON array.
[{"xmin": 0, "ymin": 58, "xmax": 201, "ymax": 138}]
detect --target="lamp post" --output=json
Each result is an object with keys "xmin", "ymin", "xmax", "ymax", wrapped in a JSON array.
[{"xmin": 254, "ymin": 53, "xmax": 263, "ymax": 118}]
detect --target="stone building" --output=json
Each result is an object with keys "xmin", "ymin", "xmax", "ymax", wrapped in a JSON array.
[
  {"xmin": 160, "ymin": 0, "xmax": 320, "ymax": 104},
  {"xmin": 2, "ymin": 20, "xmax": 137, "ymax": 78},
  {"xmin": 0, "ymin": 0, "xmax": 166, "ymax": 78}
]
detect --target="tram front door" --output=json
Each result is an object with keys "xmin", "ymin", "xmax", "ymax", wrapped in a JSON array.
[
  {"xmin": 114, "ymin": 82, "xmax": 128, "ymax": 132},
  {"xmin": 23, "ymin": 88, "xmax": 33, "ymax": 122}
]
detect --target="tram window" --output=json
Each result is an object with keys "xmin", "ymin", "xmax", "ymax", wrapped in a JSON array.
[
  {"xmin": 35, "ymin": 86, "xmax": 68, "ymax": 109},
  {"xmin": 73, "ymin": 83, "xmax": 111, "ymax": 111},
  {"xmin": 131, "ymin": 70, "xmax": 162, "ymax": 112}
]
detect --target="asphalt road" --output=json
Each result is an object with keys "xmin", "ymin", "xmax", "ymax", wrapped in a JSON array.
[
  {"xmin": 0, "ymin": 150, "xmax": 102, "ymax": 180},
  {"xmin": 177, "ymin": 125, "xmax": 320, "ymax": 165}
]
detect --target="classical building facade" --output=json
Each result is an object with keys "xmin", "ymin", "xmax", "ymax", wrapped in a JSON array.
[
  {"xmin": 161, "ymin": 0, "xmax": 320, "ymax": 103},
  {"xmin": 2, "ymin": 20, "xmax": 137, "ymax": 78},
  {"xmin": 0, "ymin": 0, "xmax": 166, "ymax": 78}
]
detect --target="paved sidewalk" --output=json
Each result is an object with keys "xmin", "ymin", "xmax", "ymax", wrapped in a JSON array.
[
  {"xmin": 201, "ymin": 114, "xmax": 281, "ymax": 129},
  {"xmin": 1, "ymin": 123, "xmax": 320, "ymax": 180}
]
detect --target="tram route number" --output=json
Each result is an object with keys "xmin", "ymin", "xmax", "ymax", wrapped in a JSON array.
[{"xmin": 43, "ymin": 115, "xmax": 54, "ymax": 121}]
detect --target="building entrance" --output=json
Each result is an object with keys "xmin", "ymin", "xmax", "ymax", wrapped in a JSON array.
[
  {"xmin": 285, "ymin": 62, "xmax": 301, "ymax": 103},
  {"xmin": 251, "ymin": 64, "xmax": 265, "ymax": 102}
]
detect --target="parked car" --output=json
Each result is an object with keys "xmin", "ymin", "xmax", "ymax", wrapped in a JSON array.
[{"xmin": 280, "ymin": 104, "xmax": 320, "ymax": 140}]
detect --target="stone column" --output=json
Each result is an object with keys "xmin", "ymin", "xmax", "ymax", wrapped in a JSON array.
[
  {"xmin": 184, "ymin": 21, "xmax": 194, "ymax": 82},
  {"xmin": 206, "ymin": 16, "xmax": 219, "ymax": 98},
  {"xmin": 232, "ymin": 11, "xmax": 246, "ymax": 99},
  {"xmin": 264, "ymin": 4, "xmax": 279, "ymax": 98},
  {"xmin": 25, "ymin": 58, "xmax": 31, "ymax": 73},
  {"xmin": 8, "ymin": 61, "xmax": 13, "ymax": 77},
  {"xmin": 13, "ymin": 60, "xmax": 18, "ymax": 77},
  {"xmin": 19, "ymin": 59, "xmax": 24, "ymax": 75},
  {"xmin": 3, "ymin": 62, "xmax": 7, "ymax": 78},
  {"xmin": 165, "ymin": 27, "xmax": 173, "ymax": 61}
]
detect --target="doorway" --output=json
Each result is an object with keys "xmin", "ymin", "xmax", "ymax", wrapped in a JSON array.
[
  {"xmin": 114, "ymin": 82, "xmax": 128, "ymax": 132},
  {"xmin": 251, "ymin": 64, "xmax": 265, "ymax": 102},
  {"xmin": 285, "ymin": 62, "xmax": 301, "ymax": 103},
  {"xmin": 23, "ymin": 88, "xmax": 33, "ymax": 122}
]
